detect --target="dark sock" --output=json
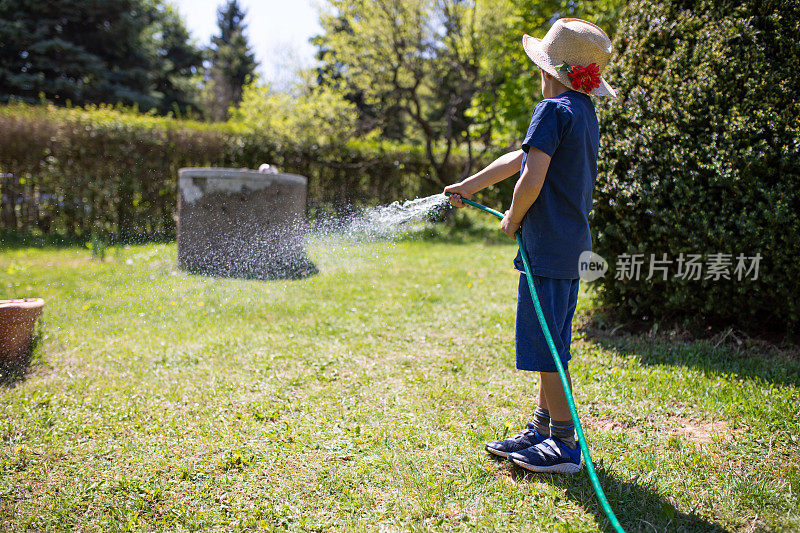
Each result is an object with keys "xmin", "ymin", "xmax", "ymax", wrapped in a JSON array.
[
  {"xmin": 550, "ymin": 420, "xmax": 577, "ymax": 449},
  {"xmin": 532, "ymin": 407, "xmax": 550, "ymax": 437}
]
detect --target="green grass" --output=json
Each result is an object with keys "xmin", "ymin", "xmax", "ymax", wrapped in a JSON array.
[{"xmin": 1, "ymin": 235, "xmax": 799, "ymax": 532}]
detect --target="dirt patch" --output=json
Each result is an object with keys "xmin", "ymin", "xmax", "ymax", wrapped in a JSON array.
[
  {"xmin": 583, "ymin": 415, "xmax": 641, "ymax": 436},
  {"xmin": 583, "ymin": 415, "xmax": 731, "ymax": 444},
  {"xmin": 664, "ymin": 416, "xmax": 730, "ymax": 443}
]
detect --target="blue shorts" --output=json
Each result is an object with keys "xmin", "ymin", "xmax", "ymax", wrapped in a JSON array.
[{"xmin": 515, "ymin": 273, "xmax": 580, "ymax": 372}]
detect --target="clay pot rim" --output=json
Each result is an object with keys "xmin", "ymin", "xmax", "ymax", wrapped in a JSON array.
[{"xmin": 0, "ymin": 298, "xmax": 45, "ymax": 310}]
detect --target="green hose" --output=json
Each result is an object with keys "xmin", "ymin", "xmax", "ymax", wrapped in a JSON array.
[{"xmin": 445, "ymin": 193, "xmax": 624, "ymax": 533}]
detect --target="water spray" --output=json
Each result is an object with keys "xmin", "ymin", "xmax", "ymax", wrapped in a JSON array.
[{"xmin": 445, "ymin": 192, "xmax": 625, "ymax": 533}]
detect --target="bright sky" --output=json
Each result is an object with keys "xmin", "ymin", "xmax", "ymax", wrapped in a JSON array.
[{"xmin": 169, "ymin": 0, "xmax": 324, "ymax": 88}]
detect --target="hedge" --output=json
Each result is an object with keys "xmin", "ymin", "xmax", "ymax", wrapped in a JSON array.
[
  {"xmin": 593, "ymin": 0, "xmax": 800, "ymax": 333},
  {"xmin": 0, "ymin": 103, "xmax": 471, "ymax": 241}
]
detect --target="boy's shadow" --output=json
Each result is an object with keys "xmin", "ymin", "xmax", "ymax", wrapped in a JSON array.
[{"xmin": 492, "ymin": 456, "xmax": 729, "ymax": 532}]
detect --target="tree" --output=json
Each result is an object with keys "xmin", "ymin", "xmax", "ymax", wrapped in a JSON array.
[
  {"xmin": 313, "ymin": 0, "xmax": 625, "ymax": 185},
  {"xmin": 207, "ymin": 0, "xmax": 257, "ymax": 121},
  {"xmin": 469, "ymin": 0, "xmax": 625, "ymax": 145},
  {"xmin": 229, "ymin": 78, "xmax": 357, "ymax": 146},
  {"xmin": 0, "ymin": 0, "xmax": 155, "ymax": 107},
  {"xmin": 312, "ymin": 14, "xmax": 406, "ymax": 140},
  {"xmin": 315, "ymin": 0, "xmax": 511, "ymax": 186},
  {"xmin": 0, "ymin": 0, "xmax": 203, "ymax": 113},
  {"xmin": 151, "ymin": 3, "xmax": 205, "ymax": 116}
]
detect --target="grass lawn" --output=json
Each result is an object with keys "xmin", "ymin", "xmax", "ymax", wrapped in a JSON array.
[{"xmin": 1, "ymin": 233, "xmax": 799, "ymax": 531}]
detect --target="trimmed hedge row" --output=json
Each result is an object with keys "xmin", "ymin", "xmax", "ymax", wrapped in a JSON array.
[
  {"xmin": 0, "ymin": 103, "xmax": 467, "ymax": 240},
  {"xmin": 593, "ymin": 0, "xmax": 800, "ymax": 333}
]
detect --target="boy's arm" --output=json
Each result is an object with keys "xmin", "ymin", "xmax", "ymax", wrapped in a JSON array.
[
  {"xmin": 501, "ymin": 147, "xmax": 551, "ymax": 238},
  {"xmin": 444, "ymin": 150, "xmax": 524, "ymax": 207}
]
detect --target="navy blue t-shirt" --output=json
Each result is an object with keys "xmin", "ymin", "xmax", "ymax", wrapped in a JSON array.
[{"xmin": 514, "ymin": 90, "xmax": 599, "ymax": 279}]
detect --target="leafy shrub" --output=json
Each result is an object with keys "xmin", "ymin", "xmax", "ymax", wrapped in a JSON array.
[
  {"xmin": 593, "ymin": 0, "xmax": 800, "ymax": 332},
  {"xmin": 229, "ymin": 83, "xmax": 359, "ymax": 146},
  {"xmin": 0, "ymin": 103, "xmax": 474, "ymax": 241}
]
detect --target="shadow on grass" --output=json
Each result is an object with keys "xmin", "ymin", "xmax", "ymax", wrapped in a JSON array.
[
  {"xmin": 399, "ymin": 224, "xmax": 509, "ymax": 245},
  {"xmin": 180, "ymin": 258, "xmax": 319, "ymax": 282},
  {"xmin": 0, "ymin": 332, "xmax": 41, "ymax": 386},
  {"xmin": 578, "ymin": 314, "xmax": 800, "ymax": 388},
  {"xmin": 0, "ymin": 231, "xmax": 81, "ymax": 250},
  {"xmin": 0, "ymin": 231, "xmax": 174, "ymax": 251},
  {"xmin": 504, "ymin": 461, "xmax": 729, "ymax": 532}
]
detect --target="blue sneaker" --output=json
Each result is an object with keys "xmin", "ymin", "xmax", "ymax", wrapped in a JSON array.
[
  {"xmin": 509, "ymin": 437, "xmax": 582, "ymax": 473},
  {"xmin": 485, "ymin": 423, "xmax": 547, "ymax": 458}
]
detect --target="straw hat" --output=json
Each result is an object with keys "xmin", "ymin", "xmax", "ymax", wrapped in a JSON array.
[{"xmin": 523, "ymin": 18, "xmax": 616, "ymax": 97}]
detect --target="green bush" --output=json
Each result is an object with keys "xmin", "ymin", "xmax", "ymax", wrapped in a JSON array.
[
  {"xmin": 0, "ymin": 103, "xmax": 472, "ymax": 241},
  {"xmin": 592, "ymin": 0, "xmax": 800, "ymax": 332}
]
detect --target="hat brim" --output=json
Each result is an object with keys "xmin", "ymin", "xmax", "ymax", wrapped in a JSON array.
[{"xmin": 522, "ymin": 34, "xmax": 616, "ymax": 98}]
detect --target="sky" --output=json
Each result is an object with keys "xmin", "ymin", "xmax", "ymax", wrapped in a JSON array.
[{"xmin": 169, "ymin": 0, "xmax": 324, "ymax": 89}]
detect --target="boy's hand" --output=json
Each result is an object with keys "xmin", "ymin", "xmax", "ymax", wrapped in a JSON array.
[
  {"xmin": 443, "ymin": 183, "xmax": 473, "ymax": 208},
  {"xmin": 501, "ymin": 211, "xmax": 521, "ymax": 239}
]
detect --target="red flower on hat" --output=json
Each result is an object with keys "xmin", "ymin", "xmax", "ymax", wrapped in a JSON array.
[{"xmin": 566, "ymin": 62, "xmax": 601, "ymax": 93}]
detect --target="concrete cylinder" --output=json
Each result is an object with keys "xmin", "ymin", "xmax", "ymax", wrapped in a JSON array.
[{"xmin": 177, "ymin": 167, "xmax": 317, "ymax": 279}]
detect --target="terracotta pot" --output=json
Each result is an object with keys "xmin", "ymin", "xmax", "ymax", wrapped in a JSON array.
[{"xmin": 0, "ymin": 298, "xmax": 44, "ymax": 364}]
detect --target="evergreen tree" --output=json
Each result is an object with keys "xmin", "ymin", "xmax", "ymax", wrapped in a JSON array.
[
  {"xmin": 0, "ymin": 0, "xmax": 157, "ymax": 107},
  {"xmin": 208, "ymin": 0, "xmax": 257, "ymax": 120},
  {"xmin": 0, "ymin": 0, "xmax": 203, "ymax": 113},
  {"xmin": 151, "ymin": 3, "xmax": 205, "ymax": 115}
]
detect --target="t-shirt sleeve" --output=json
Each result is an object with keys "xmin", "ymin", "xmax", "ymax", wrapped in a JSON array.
[{"xmin": 521, "ymin": 100, "xmax": 568, "ymax": 158}]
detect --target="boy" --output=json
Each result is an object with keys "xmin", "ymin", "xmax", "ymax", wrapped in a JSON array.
[{"xmin": 444, "ymin": 18, "xmax": 616, "ymax": 474}]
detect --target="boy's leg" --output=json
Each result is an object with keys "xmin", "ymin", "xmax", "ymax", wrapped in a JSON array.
[
  {"xmin": 540, "ymin": 371, "xmax": 577, "ymax": 449},
  {"xmin": 486, "ymin": 274, "xmax": 560, "ymax": 458},
  {"xmin": 537, "ymin": 276, "xmax": 579, "ymax": 448},
  {"xmin": 539, "ymin": 371, "xmax": 572, "ymax": 421},
  {"xmin": 533, "ymin": 370, "xmax": 572, "ymax": 437},
  {"xmin": 537, "ymin": 370, "xmax": 572, "ymax": 413},
  {"xmin": 509, "ymin": 278, "xmax": 582, "ymax": 473}
]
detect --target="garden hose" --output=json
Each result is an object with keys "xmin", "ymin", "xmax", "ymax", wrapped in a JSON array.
[{"xmin": 445, "ymin": 193, "xmax": 624, "ymax": 533}]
